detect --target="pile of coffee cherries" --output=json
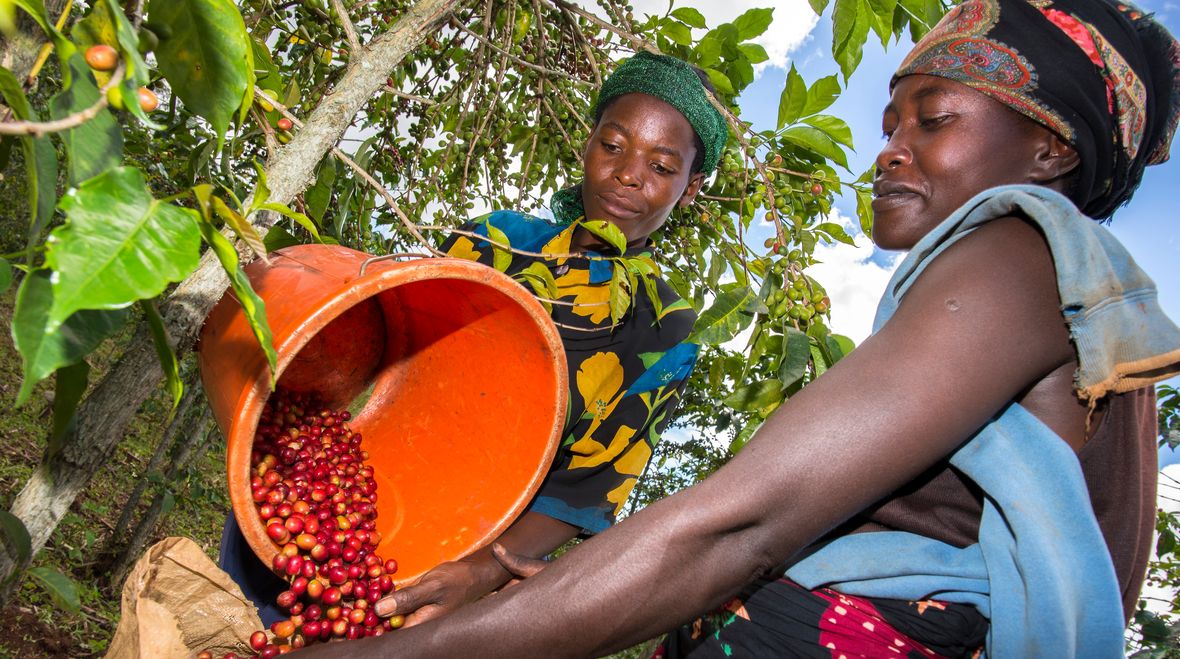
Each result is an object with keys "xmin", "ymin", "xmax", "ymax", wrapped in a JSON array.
[{"xmin": 199, "ymin": 389, "xmax": 403, "ymax": 658}]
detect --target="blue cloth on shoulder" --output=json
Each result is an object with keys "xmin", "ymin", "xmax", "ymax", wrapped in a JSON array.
[{"xmin": 786, "ymin": 185, "xmax": 1180, "ymax": 658}]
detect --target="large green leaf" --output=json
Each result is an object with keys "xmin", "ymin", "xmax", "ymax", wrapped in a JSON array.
[
  {"xmin": 777, "ymin": 65, "xmax": 808, "ymax": 129},
  {"xmin": 803, "ymin": 76, "xmax": 842, "ymax": 116},
  {"xmin": 47, "ymin": 361, "xmax": 90, "ymax": 460},
  {"xmin": 148, "ymin": 0, "xmax": 250, "ymax": 145},
  {"xmin": 580, "ymin": 220, "xmax": 628, "ymax": 253},
  {"xmin": 49, "ymin": 54, "xmax": 123, "ymax": 185},
  {"xmin": 46, "ymin": 167, "xmax": 201, "ymax": 328},
  {"xmin": 26, "ymin": 567, "xmax": 81, "ymax": 614},
  {"xmin": 732, "ymin": 7, "xmax": 774, "ymax": 41},
  {"xmin": 689, "ymin": 286, "xmax": 755, "ymax": 345},
  {"xmin": 196, "ymin": 217, "xmax": 277, "ymax": 380},
  {"xmin": 779, "ymin": 326, "xmax": 811, "ymax": 386},
  {"xmin": 671, "ymin": 7, "xmax": 707, "ymax": 28},
  {"xmin": 724, "ymin": 378, "xmax": 784, "ymax": 412},
  {"xmin": 0, "ymin": 511, "xmax": 32, "ymax": 565},
  {"xmin": 12, "ymin": 271, "xmax": 129, "ymax": 406},
  {"xmin": 803, "ymin": 115, "xmax": 854, "ymax": 149},
  {"xmin": 832, "ymin": 0, "xmax": 871, "ymax": 82},
  {"xmin": 140, "ymin": 299, "xmax": 182, "ymax": 416},
  {"xmin": 0, "ymin": 67, "xmax": 57, "ymax": 255},
  {"xmin": 781, "ymin": 125, "xmax": 849, "ymax": 170},
  {"xmin": 483, "ymin": 219, "xmax": 513, "ymax": 273}
]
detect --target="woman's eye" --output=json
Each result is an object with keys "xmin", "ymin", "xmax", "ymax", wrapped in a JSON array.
[
  {"xmin": 653, "ymin": 163, "xmax": 672, "ymax": 174},
  {"xmin": 919, "ymin": 114, "xmax": 951, "ymax": 128},
  {"xmin": 602, "ymin": 141, "xmax": 621, "ymax": 152}
]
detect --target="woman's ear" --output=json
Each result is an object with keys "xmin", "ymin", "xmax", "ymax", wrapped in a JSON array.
[
  {"xmin": 677, "ymin": 172, "xmax": 706, "ymax": 207},
  {"xmin": 1028, "ymin": 133, "xmax": 1080, "ymax": 185}
]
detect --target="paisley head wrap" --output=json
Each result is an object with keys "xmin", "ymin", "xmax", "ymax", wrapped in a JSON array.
[
  {"xmin": 894, "ymin": 0, "xmax": 1179, "ymax": 219},
  {"xmin": 551, "ymin": 52, "xmax": 728, "ymax": 225}
]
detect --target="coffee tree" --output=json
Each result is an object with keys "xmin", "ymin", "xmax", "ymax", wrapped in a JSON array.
[{"xmin": 2, "ymin": 0, "xmax": 943, "ymax": 615}]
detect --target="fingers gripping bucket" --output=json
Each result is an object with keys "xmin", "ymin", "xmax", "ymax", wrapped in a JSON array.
[{"xmin": 197, "ymin": 244, "xmax": 567, "ymax": 585}]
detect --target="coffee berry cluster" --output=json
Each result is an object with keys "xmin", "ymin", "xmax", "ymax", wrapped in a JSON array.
[{"xmin": 199, "ymin": 389, "xmax": 403, "ymax": 658}]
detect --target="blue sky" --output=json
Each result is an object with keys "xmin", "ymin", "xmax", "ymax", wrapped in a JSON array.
[{"xmin": 718, "ymin": 2, "xmax": 1180, "ymax": 462}]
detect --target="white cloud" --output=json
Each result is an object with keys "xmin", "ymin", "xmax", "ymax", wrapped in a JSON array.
[
  {"xmin": 806, "ymin": 212, "xmax": 899, "ymax": 344},
  {"xmin": 622, "ymin": 1, "xmax": 819, "ymax": 71}
]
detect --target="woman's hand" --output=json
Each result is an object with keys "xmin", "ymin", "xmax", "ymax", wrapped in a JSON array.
[{"xmin": 373, "ymin": 558, "xmax": 496, "ymax": 627}]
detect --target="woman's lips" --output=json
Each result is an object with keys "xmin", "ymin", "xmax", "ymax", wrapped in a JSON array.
[{"xmin": 595, "ymin": 191, "xmax": 640, "ymax": 218}]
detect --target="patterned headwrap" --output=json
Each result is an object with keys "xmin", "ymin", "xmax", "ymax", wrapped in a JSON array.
[
  {"xmin": 551, "ymin": 52, "xmax": 729, "ymax": 225},
  {"xmin": 893, "ymin": 0, "xmax": 1180, "ymax": 220}
]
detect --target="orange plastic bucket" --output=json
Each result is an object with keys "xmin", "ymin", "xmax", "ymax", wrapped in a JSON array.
[{"xmin": 197, "ymin": 244, "xmax": 567, "ymax": 585}]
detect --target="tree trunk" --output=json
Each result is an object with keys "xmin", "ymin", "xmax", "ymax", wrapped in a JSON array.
[{"xmin": 0, "ymin": 0, "xmax": 472, "ymax": 593}]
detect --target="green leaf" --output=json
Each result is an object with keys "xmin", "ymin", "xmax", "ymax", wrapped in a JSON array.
[
  {"xmin": 779, "ymin": 326, "xmax": 811, "ymax": 386},
  {"xmin": 196, "ymin": 216, "xmax": 277, "ymax": 381},
  {"xmin": 305, "ymin": 158, "xmax": 336, "ymax": 222},
  {"xmin": 703, "ymin": 68, "xmax": 735, "ymax": 97},
  {"xmin": 0, "ymin": 511, "xmax": 32, "ymax": 565},
  {"xmin": 855, "ymin": 166, "xmax": 875, "ymax": 237},
  {"xmin": 689, "ymin": 286, "xmax": 755, "ymax": 344},
  {"xmin": 263, "ymin": 225, "xmax": 303, "ymax": 252},
  {"xmin": 580, "ymin": 220, "xmax": 628, "ymax": 253},
  {"xmin": 660, "ymin": 19, "xmax": 693, "ymax": 47},
  {"xmin": 729, "ymin": 418, "xmax": 762, "ymax": 454},
  {"xmin": 0, "ymin": 67, "xmax": 57, "ymax": 255},
  {"xmin": 671, "ymin": 7, "xmax": 707, "ymax": 28},
  {"xmin": 732, "ymin": 7, "xmax": 774, "ymax": 41},
  {"xmin": 866, "ymin": 0, "xmax": 899, "ymax": 45},
  {"xmin": 737, "ymin": 43, "xmax": 769, "ymax": 64},
  {"xmin": 254, "ymin": 202, "xmax": 323, "ymax": 243},
  {"xmin": 50, "ymin": 55, "xmax": 124, "ymax": 185},
  {"xmin": 140, "ymin": 299, "xmax": 182, "ymax": 417},
  {"xmin": 0, "ymin": 258, "xmax": 10, "ymax": 294},
  {"xmin": 148, "ymin": 0, "xmax": 251, "ymax": 148},
  {"xmin": 483, "ymin": 219, "xmax": 513, "ymax": 273},
  {"xmin": 12, "ymin": 271, "xmax": 128, "ymax": 406},
  {"xmin": 26, "ymin": 567, "xmax": 81, "ymax": 614},
  {"xmin": 818, "ymin": 222, "xmax": 856, "ymax": 246},
  {"xmin": 777, "ymin": 65, "xmax": 808, "ymax": 129},
  {"xmin": 608, "ymin": 264, "xmax": 632, "ymax": 325},
  {"xmin": 809, "ymin": 0, "xmax": 832, "ymax": 15},
  {"xmin": 803, "ymin": 75, "xmax": 842, "ymax": 116},
  {"xmin": 46, "ymin": 167, "xmax": 201, "ymax": 328},
  {"xmin": 803, "ymin": 115, "xmax": 854, "ymax": 148},
  {"xmin": 724, "ymin": 378, "xmax": 784, "ymax": 412},
  {"xmin": 781, "ymin": 125, "xmax": 849, "ymax": 169},
  {"xmin": 832, "ymin": 0, "xmax": 871, "ymax": 82},
  {"xmin": 212, "ymin": 195, "xmax": 267, "ymax": 261},
  {"xmin": 47, "ymin": 360, "xmax": 90, "ymax": 460},
  {"xmin": 518, "ymin": 262, "xmax": 558, "ymax": 298},
  {"xmin": 160, "ymin": 490, "xmax": 176, "ymax": 517},
  {"xmin": 695, "ymin": 35, "xmax": 723, "ymax": 67}
]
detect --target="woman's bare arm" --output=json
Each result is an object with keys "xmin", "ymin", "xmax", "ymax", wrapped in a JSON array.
[{"xmin": 296, "ymin": 217, "xmax": 1077, "ymax": 657}]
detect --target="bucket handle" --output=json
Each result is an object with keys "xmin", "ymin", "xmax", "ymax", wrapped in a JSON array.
[{"xmin": 358, "ymin": 252, "xmax": 432, "ymax": 277}]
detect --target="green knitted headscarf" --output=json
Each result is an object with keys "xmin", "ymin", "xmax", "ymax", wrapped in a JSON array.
[{"xmin": 551, "ymin": 51, "xmax": 729, "ymax": 225}]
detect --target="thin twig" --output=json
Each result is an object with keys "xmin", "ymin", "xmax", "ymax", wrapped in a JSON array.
[
  {"xmin": 256, "ymin": 88, "xmax": 444, "ymax": 256},
  {"xmin": 449, "ymin": 16, "xmax": 592, "ymax": 86},
  {"xmin": 382, "ymin": 84, "xmax": 437, "ymax": 106},
  {"xmin": 329, "ymin": 0, "xmax": 363, "ymax": 54},
  {"xmin": 0, "ymin": 62, "xmax": 125, "ymax": 137},
  {"xmin": 549, "ymin": 0, "xmax": 654, "ymax": 53}
]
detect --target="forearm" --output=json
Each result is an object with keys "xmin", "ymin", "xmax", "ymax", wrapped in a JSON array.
[{"xmin": 458, "ymin": 510, "xmax": 579, "ymax": 595}]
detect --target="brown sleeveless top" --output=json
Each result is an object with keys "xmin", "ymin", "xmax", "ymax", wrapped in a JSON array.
[{"xmin": 851, "ymin": 387, "xmax": 1158, "ymax": 621}]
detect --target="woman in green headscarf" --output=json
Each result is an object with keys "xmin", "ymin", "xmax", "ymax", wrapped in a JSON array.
[{"xmin": 371, "ymin": 51, "xmax": 729, "ymax": 628}]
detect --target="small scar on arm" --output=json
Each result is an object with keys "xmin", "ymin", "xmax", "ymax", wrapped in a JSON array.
[{"xmin": 945, "ymin": 298, "xmax": 961, "ymax": 312}]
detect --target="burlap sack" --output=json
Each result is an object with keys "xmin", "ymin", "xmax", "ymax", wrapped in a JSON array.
[{"xmin": 105, "ymin": 537, "xmax": 262, "ymax": 659}]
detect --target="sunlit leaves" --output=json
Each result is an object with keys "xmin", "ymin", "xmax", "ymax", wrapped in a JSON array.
[
  {"xmin": 46, "ymin": 167, "xmax": 201, "ymax": 329},
  {"xmin": 689, "ymin": 285, "xmax": 756, "ymax": 345},
  {"xmin": 148, "ymin": 0, "xmax": 251, "ymax": 147},
  {"xmin": 580, "ymin": 220, "xmax": 628, "ymax": 253},
  {"xmin": 832, "ymin": 0, "xmax": 871, "ymax": 81}
]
